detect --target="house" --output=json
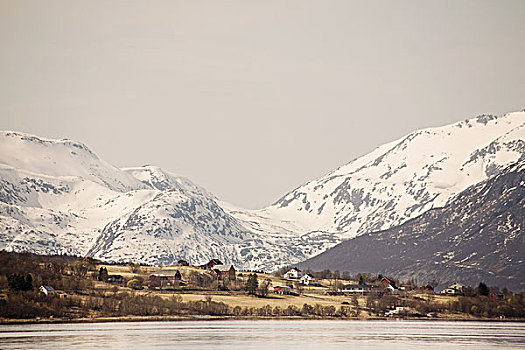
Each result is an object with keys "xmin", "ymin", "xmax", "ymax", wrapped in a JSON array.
[
  {"xmin": 107, "ymin": 275, "xmax": 125, "ymax": 284},
  {"xmin": 178, "ymin": 259, "xmax": 189, "ymax": 266},
  {"xmin": 149, "ymin": 269, "xmax": 182, "ymax": 289},
  {"xmin": 300, "ymin": 274, "xmax": 316, "ymax": 285},
  {"xmin": 274, "ymin": 286, "xmax": 292, "ymax": 295},
  {"xmin": 380, "ymin": 277, "xmax": 395, "ymax": 288},
  {"xmin": 283, "ymin": 267, "xmax": 301, "ymax": 279},
  {"xmin": 211, "ymin": 265, "xmax": 236, "ymax": 280},
  {"xmin": 380, "ymin": 278, "xmax": 398, "ymax": 294},
  {"xmin": 202, "ymin": 259, "xmax": 223, "ymax": 269},
  {"xmin": 384, "ymin": 284, "xmax": 398, "ymax": 294},
  {"xmin": 441, "ymin": 282, "xmax": 464, "ymax": 295},
  {"xmin": 490, "ymin": 292, "xmax": 504, "ymax": 299},
  {"xmin": 341, "ymin": 284, "xmax": 377, "ymax": 294},
  {"xmin": 39, "ymin": 285, "xmax": 55, "ymax": 296}
]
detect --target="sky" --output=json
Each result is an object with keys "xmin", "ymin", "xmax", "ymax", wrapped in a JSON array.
[{"xmin": 0, "ymin": 1, "xmax": 524, "ymax": 209}]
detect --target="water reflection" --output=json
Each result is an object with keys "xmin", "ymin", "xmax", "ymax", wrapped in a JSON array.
[{"xmin": 0, "ymin": 320, "xmax": 524, "ymax": 349}]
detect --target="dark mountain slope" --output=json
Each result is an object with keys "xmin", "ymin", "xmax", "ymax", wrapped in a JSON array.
[{"xmin": 298, "ymin": 162, "xmax": 525, "ymax": 291}]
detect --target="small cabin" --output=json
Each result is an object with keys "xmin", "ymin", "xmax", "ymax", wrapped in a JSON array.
[
  {"xmin": 274, "ymin": 286, "xmax": 292, "ymax": 295},
  {"xmin": 39, "ymin": 285, "xmax": 55, "ymax": 296}
]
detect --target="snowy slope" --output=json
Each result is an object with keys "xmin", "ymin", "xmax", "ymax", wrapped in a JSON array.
[{"xmin": 257, "ymin": 112, "xmax": 524, "ymax": 239}]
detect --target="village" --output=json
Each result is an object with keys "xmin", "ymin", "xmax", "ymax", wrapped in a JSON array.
[
  {"xmin": 2, "ymin": 251, "xmax": 522, "ymax": 322},
  {"xmin": 35, "ymin": 258, "xmax": 507, "ymax": 319}
]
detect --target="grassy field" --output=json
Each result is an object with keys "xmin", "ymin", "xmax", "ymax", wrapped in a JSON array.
[{"xmin": 99, "ymin": 264, "xmax": 429, "ymax": 317}]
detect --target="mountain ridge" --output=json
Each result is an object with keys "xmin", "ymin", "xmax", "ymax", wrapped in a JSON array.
[
  {"xmin": 0, "ymin": 111, "xmax": 524, "ymax": 273},
  {"xmin": 260, "ymin": 112, "xmax": 524, "ymax": 238}
]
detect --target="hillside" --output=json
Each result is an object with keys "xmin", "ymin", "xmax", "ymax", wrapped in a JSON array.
[{"xmin": 298, "ymin": 161, "xmax": 525, "ymax": 291}]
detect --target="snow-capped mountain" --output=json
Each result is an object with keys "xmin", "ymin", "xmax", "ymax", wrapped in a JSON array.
[
  {"xmin": 0, "ymin": 132, "xmax": 255, "ymax": 267},
  {"xmin": 258, "ymin": 112, "xmax": 524, "ymax": 240},
  {"xmin": 0, "ymin": 132, "xmax": 327, "ymax": 269},
  {"xmin": 0, "ymin": 110, "xmax": 524, "ymax": 272}
]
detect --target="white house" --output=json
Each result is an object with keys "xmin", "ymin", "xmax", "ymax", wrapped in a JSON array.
[
  {"xmin": 386, "ymin": 306, "xmax": 410, "ymax": 316},
  {"xmin": 385, "ymin": 284, "xmax": 398, "ymax": 294},
  {"xmin": 39, "ymin": 285, "xmax": 55, "ymax": 296},
  {"xmin": 283, "ymin": 267, "xmax": 301, "ymax": 279},
  {"xmin": 300, "ymin": 274, "xmax": 315, "ymax": 285},
  {"xmin": 441, "ymin": 282, "xmax": 464, "ymax": 295}
]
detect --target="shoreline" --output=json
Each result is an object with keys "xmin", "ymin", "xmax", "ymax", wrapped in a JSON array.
[{"xmin": 2, "ymin": 315, "xmax": 524, "ymax": 325}]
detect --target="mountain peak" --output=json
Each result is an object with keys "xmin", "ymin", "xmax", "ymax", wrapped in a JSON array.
[
  {"xmin": 265, "ymin": 111, "xmax": 525, "ymax": 238},
  {"xmin": 0, "ymin": 130, "xmax": 144, "ymax": 192}
]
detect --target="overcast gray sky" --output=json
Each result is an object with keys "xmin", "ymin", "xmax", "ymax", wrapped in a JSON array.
[{"xmin": 1, "ymin": 1, "xmax": 524, "ymax": 208}]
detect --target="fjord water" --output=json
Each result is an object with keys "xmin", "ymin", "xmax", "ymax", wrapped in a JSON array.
[{"xmin": 0, "ymin": 320, "xmax": 524, "ymax": 349}]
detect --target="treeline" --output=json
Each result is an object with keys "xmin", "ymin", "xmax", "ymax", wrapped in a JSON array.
[
  {"xmin": 0, "ymin": 290, "xmax": 354, "ymax": 319},
  {"xmin": 365, "ymin": 291, "xmax": 525, "ymax": 318},
  {"xmin": 2, "ymin": 287, "xmax": 524, "ymax": 320},
  {"xmin": 81, "ymin": 292, "xmax": 351, "ymax": 317},
  {"xmin": 448, "ymin": 294, "xmax": 525, "ymax": 318},
  {"xmin": 1, "ymin": 291, "xmax": 83, "ymax": 319}
]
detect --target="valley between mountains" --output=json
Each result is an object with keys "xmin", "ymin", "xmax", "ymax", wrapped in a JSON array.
[{"xmin": 0, "ymin": 111, "xmax": 524, "ymax": 289}]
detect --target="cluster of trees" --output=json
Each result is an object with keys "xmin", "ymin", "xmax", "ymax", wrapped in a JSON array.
[
  {"xmin": 7, "ymin": 273, "xmax": 33, "ymax": 291},
  {"xmin": 183, "ymin": 271, "xmax": 270, "ymax": 295},
  {"xmin": 0, "ymin": 251, "xmax": 95, "ymax": 295},
  {"xmin": 448, "ymin": 293, "xmax": 525, "ymax": 318},
  {"xmin": 243, "ymin": 273, "xmax": 272, "ymax": 297},
  {"xmin": 0, "ymin": 290, "xmax": 83, "ymax": 319},
  {"xmin": 97, "ymin": 267, "xmax": 108, "ymax": 282}
]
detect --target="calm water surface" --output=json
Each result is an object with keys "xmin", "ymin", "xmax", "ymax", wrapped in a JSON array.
[{"xmin": 0, "ymin": 320, "xmax": 524, "ymax": 349}]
